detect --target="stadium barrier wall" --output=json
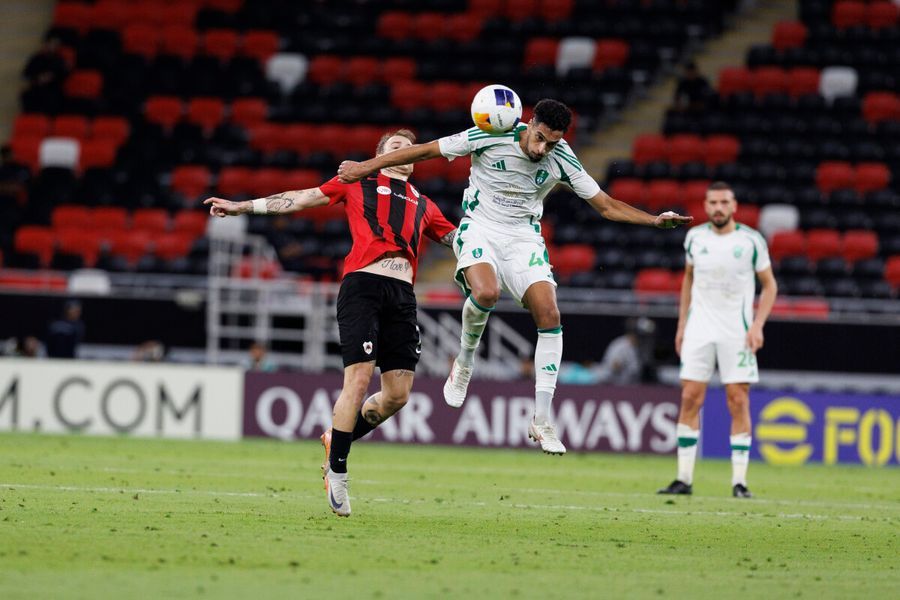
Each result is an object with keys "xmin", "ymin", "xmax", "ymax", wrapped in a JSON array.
[
  {"xmin": 243, "ymin": 372, "xmax": 681, "ymax": 454},
  {"xmin": 702, "ymin": 389, "xmax": 900, "ymax": 466},
  {"xmin": 0, "ymin": 358, "xmax": 243, "ymax": 440}
]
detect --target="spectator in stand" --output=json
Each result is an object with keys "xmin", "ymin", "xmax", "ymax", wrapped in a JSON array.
[
  {"xmin": 133, "ymin": 340, "xmax": 167, "ymax": 362},
  {"xmin": 46, "ymin": 300, "xmax": 85, "ymax": 359},
  {"xmin": 671, "ymin": 61, "xmax": 713, "ymax": 113},
  {"xmin": 245, "ymin": 341, "xmax": 277, "ymax": 372},
  {"xmin": 17, "ymin": 335, "xmax": 45, "ymax": 358},
  {"xmin": 595, "ymin": 317, "xmax": 657, "ymax": 385},
  {"xmin": 265, "ymin": 216, "xmax": 306, "ymax": 272},
  {"xmin": 20, "ymin": 35, "xmax": 67, "ymax": 113}
]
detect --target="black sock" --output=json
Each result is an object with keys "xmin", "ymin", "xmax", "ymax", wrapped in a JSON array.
[
  {"xmin": 352, "ymin": 412, "xmax": 376, "ymax": 441},
  {"xmin": 329, "ymin": 429, "xmax": 352, "ymax": 474}
]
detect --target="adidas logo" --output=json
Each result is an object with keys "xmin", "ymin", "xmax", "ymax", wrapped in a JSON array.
[
  {"xmin": 541, "ymin": 363, "xmax": 558, "ymax": 373},
  {"xmin": 490, "ymin": 160, "xmax": 507, "ymax": 171}
]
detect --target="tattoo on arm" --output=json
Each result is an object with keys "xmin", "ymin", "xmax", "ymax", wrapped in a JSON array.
[
  {"xmin": 263, "ymin": 189, "xmax": 320, "ymax": 214},
  {"xmin": 439, "ymin": 229, "xmax": 457, "ymax": 249}
]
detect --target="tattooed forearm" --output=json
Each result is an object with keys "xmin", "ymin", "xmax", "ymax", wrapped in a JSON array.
[
  {"xmin": 439, "ymin": 229, "xmax": 458, "ymax": 249},
  {"xmin": 262, "ymin": 189, "xmax": 322, "ymax": 214}
]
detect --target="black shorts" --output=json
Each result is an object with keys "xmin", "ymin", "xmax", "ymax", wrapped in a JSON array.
[{"xmin": 336, "ymin": 272, "xmax": 421, "ymax": 372}]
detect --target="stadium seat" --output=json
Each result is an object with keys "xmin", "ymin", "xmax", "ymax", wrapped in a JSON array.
[
  {"xmin": 772, "ymin": 20, "xmax": 807, "ymax": 51},
  {"xmin": 123, "ymin": 24, "xmax": 159, "ymax": 59},
  {"xmin": 390, "ymin": 81, "xmax": 428, "ymax": 111},
  {"xmin": 523, "ymin": 38, "xmax": 559, "ymax": 68},
  {"xmin": 53, "ymin": 2, "xmax": 91, "ymax": 32},
  {"xmin": 173, "ymin": 211, "xmax": 208, "ymax": 237},
  {"xmin": 145, "ymin": 96, "xmax": 184, "ymax": 130},
  {"xmin": 806, "ymin": 229, "xmax": 842, "ymax": 261},
  {"xmin": 770, "ymin": 230, "xmax": 806, "ymax": 260},
  {"xmin": 307, "ymin": 55, "xmax": 344, "ymax": 86},
  {"xmin": 428, "ymin": 82, "xmax": 466, "ymax": 112},
  {"xmin": 52, "ymin": 205, "xmax": 91, "ymax": 230},
  {"xmin": 345, "ymin": 57, "xmax": 380, "ymax": 87},
  {"xmin": 816, "ymin": 161, "xmax": 855, "ymax": 194},
  {"xmin": 106, "ymin": 230, "xmax": 153, "ymax": 265},
  {"xmin": 832, "ymin": 1, "xmax": 867, "ymax": 29},
  {"xmin": 133, "ymin": 208, "xmax": 170, "ymax": 233},
  {"xmin": 229, "ymin": 98, "xmax": 267, "ymax": 128},
  {"xmin": 381, "ymin": 57, "xmax": 416, "ymax": 83},
  {"xmin": 504, "ymin": 0, "xmax": 540, "ymax": 21},
  {"xmin": 38, "ymin": 138, "xmax": 79, "ymax": 170},
  {"xmin": 186, "ymin": 98, "xmax": 226, "ymax": 134},
  {"xmin": 593, "ymin": 39, "xmax": 629, "ymax": 72},
  {"xmin": 171, "ymin": 165, "xmax": 211, "ymax": 200},
  {"xmin": 92, "ymin": 116, "xmax": 130, "ymax": 145},
  {"xmin": 704, "ymin": 135, "xmax": 740, "ymax": 167},
  {"xmin": 632, "ymin": 134, "xmax": 667, "ymax": 165},
  {"xmin": 758, "ymin": 204, "xmax": 799, "ymax": 240},
  {"xmin": 634, "ymin": 268, "xmax": 677, "ymax": 293},
  {"xmin": 609, "ymin": 178, "xmax": 645, "ymax": 205},
  {"xmin": 217, "ymin": 166, "xmax": 253, "ymax": 197},
  {"xmin": 79, "ymin": 139, "xmax": 117, "ymax": 170},
  {"xmin": 751, "ymin": 67, "xmax": 788, "ymax": 98},
  {"xmin": 64, "ymin": 70, "xmax": 103, "ymax": 99},
  {"xmin": 786, "ymin": 68, "xmax": 820, "ymax": 98},
  {"xmin": 667, "ymin": 135, "xmax": 704, "ymax": 166},
  {"xmin": 154, "ymin": 232, "xmax": 194, "ymax": 261},
  {"xmin": 265, "ymin": 53, "xmax": 308, "ymax": 93},
  {"xmin": 862, "ymin": 92, "xmax": 900, "ymax": 124},
  {"xmin": 552, "ymin": 244, "xmax": 595, "ymax": 276},
  {"xmin": 718, "ymin": 67, "xmax": 752, "ymax": 96},
  {"xmin": 159, "ymin": 26, "xmax": 198, "ymax": 60},
  {"xmin": 444, "ymin": 13, "xmax": 483, "ymax": 42},
  {"xmin": 93, "ymin": 206, "xmax": 129, "ymax": 230},
  {"xmin": 866, "ymin": 2, "xmax": 899, "ymax": 29},
  {"xmin": 885, "ymin": 256, "xmax": 900, "ymax": 289},
  {"xmin": 202, "ymin": 29, "xmax": 239, "ymax": 62},
  {"xmin": 376, "ymin": 12, "xmax": 413, "ymax": 41},
  {"xmin": 52, "ymin": 115, "xmax": 89, "ymax": 140},
  {"xmin": 56, "ymin": 228, "xmax": 101, "ymax": 267},
  {"xmin": 738, "ymin": 204, "xmax": 760, "ymax": 230},
  {"xmin": 855, "ymin": 163, "xmax": 890, "ymax": 194},
  {"xmin": 819, "ymin": 67, "xmax": 858, "ymax": 105},
  {"xmin": 646, "ymin": 180, "xmax": 681, "ymax": 211},
  {"xmin": 13, "ymin": 114, "xmax": 50, "ymax": 138},
  {"xmin": 13, "ymin": 225, "xmax": 55, "ymax": 267},
  {"xmin": 842, "ymin": 230, "xmax": 878, "ymax": 262},
  {"xmin": 540, "ymin": 0, "xmax": 575, "ymax": 22},
  {"xmin": 411, "ymin": 13, "xmax": 445, "ymax": 41},
  {"xmin": 556, "ymin": 37, "xmax": 595, "ymax": 77},
  {"xmin": 242, "ymin": 31, "xmax": 280, "ymax": 62}
]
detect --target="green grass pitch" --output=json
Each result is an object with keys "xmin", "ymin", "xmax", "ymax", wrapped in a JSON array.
[{"xmin": 1, "ymin": 433, "xmax": 897, "ymax": 599}]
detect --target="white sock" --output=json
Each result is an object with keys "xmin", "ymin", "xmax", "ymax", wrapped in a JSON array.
[
  {"xmin": 731, "ymin": 432, "xmax": 751, "ymax": 486},
  {"xmin": 533, "ymin": 328, "xmax": 562, "ymax": 422},
  {"xmin": 457, "ymin": 296, "xmax": 492, "ymax": 367},
  {"xmin": 677, "ymin": 423, "xmax": 699, "ymax": 485}
]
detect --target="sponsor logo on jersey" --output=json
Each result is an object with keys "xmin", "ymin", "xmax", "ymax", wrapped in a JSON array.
[
  {"xmin": 376, "ymin": 185, "xmax": 391, "ymax": 195},
  {"xmin": 490, "ymin": 160, "xmax": 507, "ymax": 170},
  {"xmin": 535, "ymin": 169, "xmax": 549, "ymax": 185},
  {"xmin": 410, "ymin": 185, "xmax": 420, "ymax": 198}
]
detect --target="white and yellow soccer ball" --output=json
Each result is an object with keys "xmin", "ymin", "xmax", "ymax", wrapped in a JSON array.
[{"xmin": 470, "ymin": 84, "xmax": 523, "ymax": 134}]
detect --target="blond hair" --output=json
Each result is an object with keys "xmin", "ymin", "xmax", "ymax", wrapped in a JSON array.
[{"xmin": 376, "ymin": 129, "xmax": 416, "ymax": 155}]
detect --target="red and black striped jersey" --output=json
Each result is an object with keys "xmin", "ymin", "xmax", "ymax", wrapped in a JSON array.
[{"xmin": 318, "ymin": 174, "xmax": 456, "ymax": 282}]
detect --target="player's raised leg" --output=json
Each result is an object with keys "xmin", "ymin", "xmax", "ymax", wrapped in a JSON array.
[
  {"xmin": 726, "ymin": 382, "xmax": 753, "ymax": 498},
  {"xmin": 659, "ymin": 380, "xmax": 705, "ymax": 494},
  {"xmin": 445, "ymin": 263, "xmax": 498, "ymax": 408},
  {"xmin": 325, "ymin": 360, "xmax": 376, "ymax": 517},
  {"xmin": 522, "ymin": 281, "xmax": 566, "ymax": 455}
]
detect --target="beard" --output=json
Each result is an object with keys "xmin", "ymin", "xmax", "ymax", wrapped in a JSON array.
[{"xmin": 711, "ymin": 213, "xmax": 732, "ymax": 228}]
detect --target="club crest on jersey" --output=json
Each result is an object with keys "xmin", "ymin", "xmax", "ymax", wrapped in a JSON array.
[
  {"xmin": 376, "ymin": 186, "xmax": 391, "ymax": 195},
  {"xmin": 410, "ymin": 185, "xmax": 420, "ymax": 198},
  {"xmin": 733, "ymin": 246, "xmax": 744, "ymax": 258},
  {"xmin": 472, "ymin": 248, "xmax": 483, "ymax": 258},
  {"xmin": 362, "ymin": 341, "xmax": 373, "ymax": 354},
  {"xmin": 535, "ymin": 169, "xmax": 549, "ymax": 185}
]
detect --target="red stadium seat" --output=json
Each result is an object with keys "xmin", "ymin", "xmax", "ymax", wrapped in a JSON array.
[
  {"xmin": 79, "ymin": 139, "xmax": 118, "ymax": 170},
  {"xmin": 429, "ymin": 81, "xmax": 467, "ymax": 112},
  {"xmin": 523, "ymin": 37, "xmax": 559, "ymax": 68},
  {"xmin": 57, "ymin": 228, "xmax": 101, "ymax": 267},
  {"xmin": 345, "ymin": 57, "xmax": 380, "ymax": 87},
  {"xmin": 634, "ymin": 268, "xmax": 677, "ymax": 294},
  {"xmin": 145, "ymin": 96, "xmax": 184, "ymax": 129},
  {"xmin": 469, "ymin": 0, "xmax": 503, "ymax": 17},
  {"xmin": 609, "ymin": 178, "xmax": 645, "ymax": 205},
  {"xmin": 832, "ymin": 1, "xmax": 867, "ymax": 29},
  {"xmin": 816, "ymin": 161, "xmax": 855, "ymax": 194},
  {"xmin": 90, "ymin": 1, "xmax": 130, "ymax": 30},
  {"xmin": 885, "ymin": 256, "xmax": 900, "ymax": 288},
  {"xmin": 281, "ymin": 169, "xmax": 321, "ymax": 191},
  {"xmin": 158, "ymin": 3, "xmax": 198, "ymax": 27},
  {"xmin": 504, "ymin": 0, "xmax": 539, "ymax": 21},
  {"xmin": 53, "ymin": 3, "xmax": 91, "ymax": 31},
  {"xmin": 343, "ymin": 125, "xmax": 383, "ymax": 155},
  {"xmin": 770, "ymin": 231, "xmax": 806, "ymax": 261},
  {"xmin": 667, "ymin": 134, "xmax": 704, "ymax": 166},
  {"xmin": 632, "ymin": 134, "xmax": 667, "ymax": 165},
  {"xmin": 842, "ymin": 230, "xmax": 878, "ymax": 262},
  {"xmin": 539, "ymin": 0, "xmax": 575, "ymax": 22},
  {"xmin": 718, "ymin": 67, "xmax": 752, "ymax": 96},
  {"xmin": 704, "ymin": 135, "xmax": 740, "ymax": 167},
  {"xmin": 14, "ymin": 226, "xmax": 55, "ymax": 267},
  {"xmin": 737, "ymin": 204, "xmax": 760, "ymax": 230},
  {"xmin": 242, "ymin": 30, "xmax": 280, "ymax": 62},
  {"xmin": 205, "ymin": 0, "xmax": 243, "ymax": 13},
  {"xmin": 186, "ymin": 97, "xmax": 226, "ymax": 133},
  {"xmin": 13, "ymin": 114, "xmax": 50, "ymax": 138},
  {"xmin": 9, "ymin": 136, "xmax": 41, "ymax": 171},
  {"xmin": 133, "ymin": 208, "xmax": 170, "ymax": 233},
  {"xmin": 230, "ymin": 98, "xmax": 267, "ymax": 127},
  {"xmin": 52, "ymin": 115, "xmax": 89, "ymax": 140},
  {"xmin": 646, "ymin": 180, "xmax": 681, "ymax": 212},
  {"xmin": 377, "ymin": 12, "xmax": 413, "ymax": 41},
  {"xmin": 445, "ymin": 156, "xmax": 472, "ymax": 183},
  {"xmin": 866, "ymin": 2, "xmax": 899, "ymax": 29},
  {"xmin": 201, "ymin": 29, "xmax": 239, "ymax": 62},
  {"xmin": 806, "ymin": 229, "xmax": 842, "ymax": 261},
  {"xmin": 248, "ymin": 168, "xmax": 284, "ymax": 198},
  {"xmin": 410, "ymin": 159, "xmax": 448, "ymax": 183},
  {"xmin": 380, "ymin": 57, "xmax": 417, "ymax": 83},
  {"xmin": 391, "ymin": 81, "xmax": 428, "ymax": 111},
  {"xmin": 154, "ymin": 233, "xmax": 194, "ymax": 261},
  {"xmin": 281, "ymin": 123, "xmax": 316, "ymax": 155},
  {"xmin": 307, "ymin": 55, "xmax": 344, "ymax": 85},
  {"xmin": 92, "ymin": 207, "xmax": 129, "ymax": 230},
  {"xmin": 160, "ymin": 26, "xmax": 198, "ymax": 60},
  {"xmin": 173, "ymin": 211, "xmax": 208, "ymax": 237},
  {"xmin": 862, "ymin": 92, "xmax": 900, "ymax": 124},
  {"xmin": 106, "ymin": 230, "xmax": 152, "ymax": 264},
  {"xmin": 246, "ymin": 123, "xmax": 282, "ymax": 154},
  {"xmin": 171, "ymin": 165, "xmax": 211, "ymax": 200},
  {"xmin": 855, "ymin": 162, "xmax": 890, "ymax": 194},
  {"xmin": 64, "ymin": 70, "xmax": 103, "ymax": 99},
  {"xmin": 751, "ymin": 67, "xmax": 788, "ymax": 97},
  {"xmin": 787, "ymin": 67, "xmax": 821, "ymax": 98},
  {"xmin": 89, "ymin": 117, "xmax": 129, "ymax": 148},
  {"xmin": 122, "ymin": 24, "xmax": 159, "ymax": 59},
  {"xmin": 412, "ymin": 13, "xmax": 446, "ymax": 41},
  {"xmin": 51, "ymin": 205, "xmax": 91, "ymax": 231},
  {"xmin": 552, "ymin": 244, "xmax": 595, "ymax": 276},
  {"xmin": 772, "ymin": 20, "xmax": 808, "ymax": 51},
  {"xmin": 683, "ymin": 180, "xmax": 712, "ymax": 204},
  {"xmin": 217, "ymin": 166, "xmax": 254, "ymax": 197},
  {"xmin": 444, "ymin": 13, "xmax": 484, "ymax": 42},
  {"xmin": 594, "ymin": 39, "xmax": 629, "ymax": 72}
]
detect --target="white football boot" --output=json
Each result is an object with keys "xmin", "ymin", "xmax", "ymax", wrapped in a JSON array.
[
  {"xmin": 528, "ymin": 419, "xmax": 566, "ymax": 455},
  {"xmin": 325, "ymin": 470, "xmax": 351, "ymax": 517},
  {"xmin": 443, "ymin": 359, "xmax": 473, "ymax": 408}
]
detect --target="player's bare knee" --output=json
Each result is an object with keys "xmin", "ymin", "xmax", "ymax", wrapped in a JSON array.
[
  {"xmin": 535, "ymin": 306, "xmax": 560, "ymax": 330},
  {"xmin": 471, "ymin": 286, "xmax": 500, "ymax": 308}
]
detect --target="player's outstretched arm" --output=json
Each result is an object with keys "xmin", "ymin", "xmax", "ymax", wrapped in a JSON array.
[
  {"xmin": 748, "ymin": 267, "xmax": 778, "ymax": 352},
  {"xmin": 204, "ymin": 188, "xmax": 329, "ymax": 218},
  {"xmin": 337, "ymin": 141, "xmax": 444, "ymax": 183},
  {"xmin": 586, "ymin": 190, "xmax": 693, "ymax": 228}
]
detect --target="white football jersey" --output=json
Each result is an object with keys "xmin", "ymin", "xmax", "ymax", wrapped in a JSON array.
[
  {"xmin": 683, "ymin": 223, "xmax": 771, "ymax": 340},
  {"xmin": 438, "ymin": 124, "xmax": 601, "ymax": 232}
]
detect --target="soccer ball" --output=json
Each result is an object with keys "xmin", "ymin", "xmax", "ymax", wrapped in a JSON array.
[{"xmin": 470, "ymin": 84, "xmax": 522, "ymax": 134}]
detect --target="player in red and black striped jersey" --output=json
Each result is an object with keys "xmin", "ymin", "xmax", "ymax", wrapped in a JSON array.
[{"xmin": 204, "ymin": 129, "xmax": 456, "ymax": 517}]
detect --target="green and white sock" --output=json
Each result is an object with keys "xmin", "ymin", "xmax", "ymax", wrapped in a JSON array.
[
  {"xmin": 534, "ymin": 327, "xmax": 562, "ymax": 422},
  {"xmin": 677, "ymin": 423, "xmax": 699, "ymax": 485},
  {"xmin": 730, "ymin": 432, "xmax": 752, "ymax": 486},
  {"xmin": 457, "ymin": 296, "xmax": 492, "ymax": 367}
]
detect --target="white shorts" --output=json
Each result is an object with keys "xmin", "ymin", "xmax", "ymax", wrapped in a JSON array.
[
  {"xmin": 453, "ymin": 219, "xmax": 556, "ymax": 305},
  {"xmin": 679, "ymin": 335, "xmax": 759, "ymax": 384}
]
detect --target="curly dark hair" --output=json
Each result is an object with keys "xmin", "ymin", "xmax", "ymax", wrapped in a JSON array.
[{"xmin": 532, "ymin": 99, "xmax": 572, "ymax": 133}]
